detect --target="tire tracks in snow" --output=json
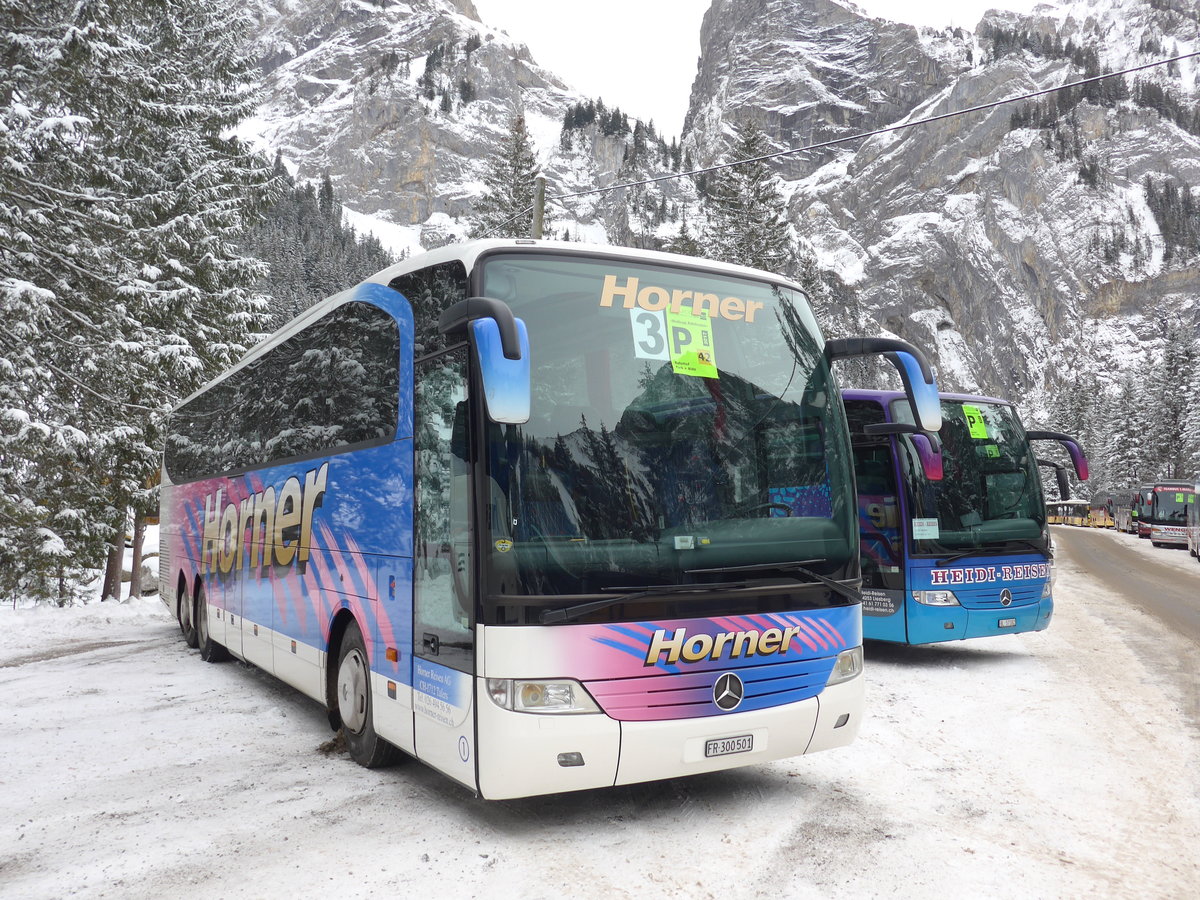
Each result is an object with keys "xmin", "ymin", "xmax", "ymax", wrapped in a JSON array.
[{"xmin": 0, "ymin": 638, "xmax": 159, "ymax": 669}]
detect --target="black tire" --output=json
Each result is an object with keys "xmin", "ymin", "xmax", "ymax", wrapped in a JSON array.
[
  {"xmin": 335, "ymin": 622, "xmax": 400, "ymax": 768},
  {"xmin": 195, "ymin": 584, "xmax": 230, "ymax": 663},
  {"xmin": 180, "ymin": 582, "xmax": 199, "ymax": 649}
]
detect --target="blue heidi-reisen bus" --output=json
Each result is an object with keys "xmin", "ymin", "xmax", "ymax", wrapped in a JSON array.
[
  {"xmin": 158, "ymin": 240, "xmax": 943, "ymax": 799},
  {"xmin": 842, "ymin": 390, "xmax": 1087, "ymax": 645}
]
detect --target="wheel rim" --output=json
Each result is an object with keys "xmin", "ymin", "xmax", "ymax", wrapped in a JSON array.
[
  {"xmin": 180, "ymin": 592, "xmax": 192, "ymax": 633},
  {"xmin": 337, "ymin": 648, "xmax": 369, "ymax": 734}
]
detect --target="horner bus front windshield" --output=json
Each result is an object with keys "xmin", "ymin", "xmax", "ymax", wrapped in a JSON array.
[
  {"xmin": 895, "ymin": 397, "xmax": 1045, "ymax": 554},
  {"xmin": 477, "ymin": 253, "xmax": 857, "ymax": 623}
]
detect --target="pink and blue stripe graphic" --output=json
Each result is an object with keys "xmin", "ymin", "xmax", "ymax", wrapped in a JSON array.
[{"xmin": 566, "ymin": 606, "xmax": 860, "ymax": 721}]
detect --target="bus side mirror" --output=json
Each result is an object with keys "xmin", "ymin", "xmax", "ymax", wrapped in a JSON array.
[
  {"xmin": 826, "ymin": 337, "xmax": 941, "ymax": 433},
  {"xmin": 1027, "ymin": 431, "xmax": 1088, "ymax": 481},
  {"xmin": 471, "ymin": 318, "xmax": 531, "ymax": 424},
  {"xmin": 1037, "ymin": 459, "xmax": 1071, "ymax": 501},
  {"xmin": 439, "ymin": 297, "xmax": 531, "ymax": 424},
  {"xmin": 863, "ymin": 422, "xmax": 943, "ymax": 481}
]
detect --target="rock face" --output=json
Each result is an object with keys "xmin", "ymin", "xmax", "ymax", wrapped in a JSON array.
[
  {"xmin": 245, "ymin": 0, "xmax": 1200, "ymax": 414},
  {"xmin": 682, "ymin": 0, "xmax": 1200, "ymax": 405},
  {"xmin": 683, "ymin": 0, "xmax": 971, "ymax": 180},
  {"xmin": 245, "ymin": 0, "xmax": 577, "ymax": 230}
]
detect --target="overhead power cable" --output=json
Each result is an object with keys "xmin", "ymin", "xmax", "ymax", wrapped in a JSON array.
[
  {"xmin": 482, "ymin": 205, "xmax": 536, "ymax": 239},
  {"xmin": 545, "ymin": 49, "xmax": 1200, "ymax": 207}
]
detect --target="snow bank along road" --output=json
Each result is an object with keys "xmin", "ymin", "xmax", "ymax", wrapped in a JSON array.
[{"xmin": 1, "ymin": 529, "xmax": 1198, "ymax": 899}]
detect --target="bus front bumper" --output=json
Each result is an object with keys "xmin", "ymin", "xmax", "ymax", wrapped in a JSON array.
[
  {"xmin": 1151, "ymin": 526, "xmax": 1188, "ymax": 546},
  {"xmin": 614, "ymin": 673, "xmax": 863, "ymax": 786},
  {"xmin": 905, "ymin": 597, "xmax": 1053, "ymax": 644},
  {"xmin": 474, "ymin": 674, "xmax": 864, "ymax": 800}
]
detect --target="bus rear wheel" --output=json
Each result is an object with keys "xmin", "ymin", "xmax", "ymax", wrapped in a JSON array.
[
  {"xmin": 179, "ymin": 582, "xmax": 198, "ymax": 649},
  {"xmin": 195, "ymin": 585, "xmax": 229, "ymax": 663},
  {"xmin": 335, "ymin": 622, "xmax": 400, "ymax": 768}
]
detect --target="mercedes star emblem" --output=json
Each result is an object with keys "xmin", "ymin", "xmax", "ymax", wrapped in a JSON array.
[
  {"xmin": 1000, "ymin": 588, "xmax": 1013, "ymax": 607},
  {"xmin": 713, "ymin": 672, "xmax": 745, "ymax": 711}
]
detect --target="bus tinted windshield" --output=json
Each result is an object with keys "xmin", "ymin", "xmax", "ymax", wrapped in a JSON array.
[
  {"xmin": 1152, "ymin": 487, "xmax": 1194, "ymax": 523},
  {"xmin": 477, "ymin": 253, "xmax": 856, "ymax": 615},
  {"xmin": 895, "ymin": 397, "xmax": 1044, "ymax": 552}
]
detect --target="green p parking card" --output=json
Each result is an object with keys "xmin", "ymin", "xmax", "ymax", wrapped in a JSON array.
[
  {"xmin": 666, "ymin": 308, "xmax": 718, "ymax": 378},
  {"xmin": 962, "ymin": 403, "xmax": 989, "ymax": 439}
]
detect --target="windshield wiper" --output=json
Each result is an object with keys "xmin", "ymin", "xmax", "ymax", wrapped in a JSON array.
[
  {"xmin": 998, "ymin": 538, "xmax": 1053, "ymax": 559},
  {"xmin": 685, "ymin": 560, "xmax": 861, "ymax": 604},
  {"xmin": 933, "ymin": 548, "xmax": 978, "ymax": 566},
  {"xmin": 538, "ymin": 580, "xmax": 750, "ymax": 625},
  {"xmin": 936, "ymin": 539, "xmax": 1051, "ymax": 566}
]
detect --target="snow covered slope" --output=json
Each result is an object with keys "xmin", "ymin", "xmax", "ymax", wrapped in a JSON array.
[
  {"xmin": 682, "ymin": 0, "xmax": 1200, "ymax": 410},
  {"xmin": 242, "ymin": 0, "xmax": 1200, "ymax": 435}
]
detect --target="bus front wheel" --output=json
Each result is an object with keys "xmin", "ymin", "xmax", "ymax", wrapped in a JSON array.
[
  {"xmin": 335, "ymin": 622, "xmax": 400, "ymax": 768},
  {"xmin": 196, "ymin": 584, "xmax": 229, "ymax": 663}
]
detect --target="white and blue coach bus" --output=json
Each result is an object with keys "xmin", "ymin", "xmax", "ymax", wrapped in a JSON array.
[
  {"xmin": 843, "ymin": 389, "xmax": 1087, "ymax": 645},
  {"xmin": 159, "ymin": 240, "xmax": 941, "ymax": 799}
]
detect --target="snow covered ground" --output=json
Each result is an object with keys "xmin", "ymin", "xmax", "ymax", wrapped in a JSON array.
[{"xmin": 1, "ymin": 530, "xmax": 1198, "ymax": 899}]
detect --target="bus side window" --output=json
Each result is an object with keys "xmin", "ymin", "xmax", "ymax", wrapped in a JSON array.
[{"xmin": 390, "ymin": 261, "xmax": 468, "ymax": 358}]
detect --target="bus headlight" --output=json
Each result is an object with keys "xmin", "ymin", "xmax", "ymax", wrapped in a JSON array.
[
  {"xmin": 486, "ymin": 678, "xmax": 602, "ymax": 714},
  {"xmin": 912, "ymin": 589, "xmax": 960, "ymax": 606},
  {"xmin": 1041, "ymin": 580, "xmax": 1052, "ymax": 600},
  {"xmin": 826, "ymin": 647, "xmax": 863, "ymax": 685}
]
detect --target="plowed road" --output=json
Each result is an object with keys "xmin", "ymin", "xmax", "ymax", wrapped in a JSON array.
[{"xmin": 1051, "ymin": 525, "xmax": 1200, "ymax": 644}]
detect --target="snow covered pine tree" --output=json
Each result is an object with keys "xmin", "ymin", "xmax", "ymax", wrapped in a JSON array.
[
  {"xmin": 470, "ymin": 113, "xmax": 541, "ymax": 239},
  {"xmin": 0, "ymin": 0, "xmax": 278, "ymax": 603}
]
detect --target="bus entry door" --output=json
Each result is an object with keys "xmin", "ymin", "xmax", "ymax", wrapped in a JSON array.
[{"xmin": 412, "ymin": 348, "xmax": 477, "ymax": 790}]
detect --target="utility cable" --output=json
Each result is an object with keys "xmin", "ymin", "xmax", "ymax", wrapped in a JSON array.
[{"xmin": 545, "ymin": 49, "xmax": 1200, "ymax": 206}]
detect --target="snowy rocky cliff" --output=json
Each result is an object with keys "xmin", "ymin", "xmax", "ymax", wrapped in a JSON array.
[
  {"xmin": 682, "ymin": 0, "xmax": 972, "ymax": 181},
  {"xmin": 244, "ymin": 0, "xmax": 579, "ymax": 246},
  {"xmin": 682, "ymin": 0, "xmax": 1200, "ymax": 409},
  {"xmin": 244, "ymin": 0, "xmax": 1200, "ymax": 434}
]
